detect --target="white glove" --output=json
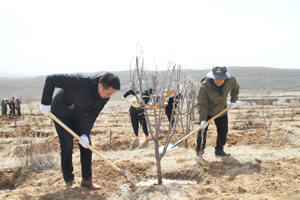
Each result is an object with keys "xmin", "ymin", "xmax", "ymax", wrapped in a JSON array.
[
  {"xmin": 40, "ymin": 104, "xmax": 51, "ymax": 116},
  {"xmin": 229, "ymin": 102, "xmax": 237, "ymax": 109},
  {"xmin": 200, "ymin": 121, "xmax": 208, "ymax": 128},
  {"xmin": 79, "ymin": 135, "xmax": 89, "ymax": 148},
  {"xmin": 122, "ymin": 96, "xmax": 125, "ymax": 99}
]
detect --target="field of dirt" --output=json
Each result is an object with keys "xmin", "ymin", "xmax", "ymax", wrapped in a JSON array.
[{"xmin": 0, "ymin": 100, "xmax": 300, "ymax": 199}]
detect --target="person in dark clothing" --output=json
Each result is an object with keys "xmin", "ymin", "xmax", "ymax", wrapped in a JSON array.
[
  {"xmin": 39, "ymin": 73, "xmax": 120, "ymax": 190},
  {"xmin": 123, "ymin": 88, "xmax": 153, "ymax": 140},
  {"xmin": 195, "ymin": 66, "xmax": 239, "ymax": 164},
  {"xmin": 9, "ymin": 97, "xmax": 16, "ymax": 117},
  {"xmin": 15, "ymin": 97, "xmax": 21, "ymax": 116},
  {"xmin": 164, "ymin": 94, "xmax": 180, "ymax": 127},
  {"xmin": 1, "ymin": 98, "xmax": 7, "ymax": 117},
  {"xmin": 7, "ymin": 100, "xmax": 11, "ymax": 115}
]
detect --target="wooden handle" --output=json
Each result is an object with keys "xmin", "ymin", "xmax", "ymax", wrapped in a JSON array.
[
  {"xmin": 205, "ymin": 106, "xmax": 231, "ymax": 125},
  {"xmin": 48, "ymin": 112, "xmax": 126, "ymax": 176},
  {"xmin": 171, "ymin": 106, "xmax": 231, "ymax": 148}
]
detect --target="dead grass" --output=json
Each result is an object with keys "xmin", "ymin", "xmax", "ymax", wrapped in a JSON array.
[{"xmin": 0, "ymin": 100, "xmax": 300, "ymax": 199}]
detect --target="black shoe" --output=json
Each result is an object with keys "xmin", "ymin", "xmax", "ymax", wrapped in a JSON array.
[{"xmin": 215, "ymin": 151, "xmax": 231, "ymax": 157}]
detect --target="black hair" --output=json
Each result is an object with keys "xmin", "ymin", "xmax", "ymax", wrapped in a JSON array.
[
  {"xmin": 99, "ymin": 73, "xmax": 121, "ymax": 90},
  {"xmin": 142, "ymin": 88, "xmax": 154, "ymax": 96}
]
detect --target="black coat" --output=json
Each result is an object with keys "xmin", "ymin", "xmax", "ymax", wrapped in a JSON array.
[
  {"xmin": 123, "ymin": 89, "xmax": 150, "ymax": 113},
  {"xmin": 41, "ymin": 74, "xmax": 109, "ymax": 134},
  {"xmin": 123, "ymin": 89, "xmax": 151, "ymax": 105},
  {"xmin": 165, "ymin": 95, "xmax": 179, "ymax": 112}
]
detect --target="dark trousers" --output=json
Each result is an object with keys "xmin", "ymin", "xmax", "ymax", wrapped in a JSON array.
[
  {"xmin": 196, "ymin": 113, "xmax": 228, "ymax": 156},
  {"xmin": 9, "ymin": 109, "xmax": 15, "ymax": 117},
  {"xmin": 165, "ymin": 109, "xmax": 175, "ymax": 127},
  {"xmin": 16, "ymin": 107, "xmax": 21, "ymax": 116},
  {"xmin": 130, "ymin": 107, "xmax": 149, "ymax": 137},
  {"xmin": 53, "ymin": 116, "xmax": 92, "ymax": 182}
]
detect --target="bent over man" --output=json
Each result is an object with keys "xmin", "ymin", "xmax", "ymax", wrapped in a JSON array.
[
  {"xmin": 195, "ymin": 66, "xmax": 239, "ymax": 163},
  {"xmin": 40, "ymin": 73, "xmax": 120, "ymax": 190}
]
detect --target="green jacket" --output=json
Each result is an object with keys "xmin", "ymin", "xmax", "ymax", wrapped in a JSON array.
[
  {"xmin": 1, "ymin": 100, "xmax": 7, "ymax": 113},
  {"xmin": 196, "ymin": 76, "xmax": 239, "ymax": 122}
]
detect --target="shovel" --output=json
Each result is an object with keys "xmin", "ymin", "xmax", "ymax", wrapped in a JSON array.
[
  {"xmin": 122, "ymin": 96, "xmax": 142, "ymax": 108},
  {"xmin": 159, "ymin": 106, "xmax": 231, "ymax": 153},
  {"xmin": 48, "ymin": 112, "xmax": 136, "ymax": 189}
]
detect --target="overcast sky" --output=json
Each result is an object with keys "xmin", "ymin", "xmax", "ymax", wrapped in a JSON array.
[{"xmin": 1, "ymin": 0, "xmax": 299, "ymax": 77}]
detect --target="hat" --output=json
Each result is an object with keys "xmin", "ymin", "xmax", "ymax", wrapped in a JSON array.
[
  {"xmin": 206, "ymin": 66, "xmax": 230, "ymax": 80},
  {"xmin": 3, "ymin": 98, "xmax": 6, "ymax": 101}
]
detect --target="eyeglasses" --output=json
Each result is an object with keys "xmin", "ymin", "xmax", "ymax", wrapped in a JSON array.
[{"xmin": 104, "ymin": 89, "xmax": 115, "ymax": 97}]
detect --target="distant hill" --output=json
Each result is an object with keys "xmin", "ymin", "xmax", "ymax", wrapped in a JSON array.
[{"xmin": 1, "ymin": 67, "xmax": 300, "ymax": 102}]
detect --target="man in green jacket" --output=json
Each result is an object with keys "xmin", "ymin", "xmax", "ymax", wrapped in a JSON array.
[
  {"xmin": 195, "ymin": 66, "xmax": 239, "ymax": 163},
  {"xmin": 1, "ymin": 98, "xmax": 8, "ymax": 117}
]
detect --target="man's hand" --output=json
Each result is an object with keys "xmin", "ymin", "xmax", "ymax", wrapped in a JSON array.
[
  {"xmin": 40, "ymin": 104, "xmax": 51, "ymax": 116},
  {"xmin": 229, "ymin": 102, "xmax": 237, "ymax": 109},
  {"xmin": 200, "ymin": 121, "xmax": 208, "ymax": 128},
  {"xmin": 79, "ymin": 135, "xmax": 89, "ymax": 148}
]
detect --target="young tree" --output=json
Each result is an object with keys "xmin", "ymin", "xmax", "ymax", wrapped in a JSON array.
[
  {"xmin": 128, "ymin": 51, "xmax": 185, "ymax": 185},
  {"xmin": 27, "ymin": 97, "xmax": 35, "ymax": 114},
  {"xmin": 179, "ymin": 76, "xmax": 200, "ymax": 148}
]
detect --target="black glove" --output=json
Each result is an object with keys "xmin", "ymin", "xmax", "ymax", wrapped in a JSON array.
[{"xmin": 123, "ymin": 89, "xmax": 135, "ymax": 98}]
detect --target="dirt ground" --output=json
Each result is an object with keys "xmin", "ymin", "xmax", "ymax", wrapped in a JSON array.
[{"xmin": 0, "ymin": 101, "xmax": 300, "ymax": 199}]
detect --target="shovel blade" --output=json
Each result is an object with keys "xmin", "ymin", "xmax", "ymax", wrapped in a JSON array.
[
  {"xmin": 159, "ymin": 143, "xmax": 180, "ymax": 153},
  {"xmin": 195, "ymin": 156, "xmax": 209, "ymax": 166}
]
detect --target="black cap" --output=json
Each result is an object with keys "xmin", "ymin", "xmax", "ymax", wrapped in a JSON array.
[{"xmin": 206, "ymin": 66, "xmax": 230, "ymax": 80}]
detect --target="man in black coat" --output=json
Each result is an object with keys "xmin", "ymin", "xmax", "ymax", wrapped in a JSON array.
[
  {"xmin": 40, "ymin": 73, "xmax": 120, "ymax": 190},
  {"xmin": 15, "ymin": 97, "xmax": 21, "ymax": 116}
]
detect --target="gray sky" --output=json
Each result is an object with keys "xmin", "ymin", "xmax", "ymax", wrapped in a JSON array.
[{"xmin": 1, "ymin": 0, "xmax": 299, "ymax": 77}]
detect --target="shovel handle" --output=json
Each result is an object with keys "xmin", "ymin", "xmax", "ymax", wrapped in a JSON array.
[
  {"xmin": 171, "ymin": 106, "xmax": 231, "ymax": 148},
  {"xmin": 48, "ymin": 112, "xmax": 126, "ymax": 177}
]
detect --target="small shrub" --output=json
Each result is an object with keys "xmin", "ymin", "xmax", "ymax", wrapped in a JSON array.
[
  {"xmin": 272, "ymin": 98, "xmax": 287, "ymax": 106},
  {"xmin": 17, "ymin": 137, "xmax": 58, "ymax": 172}
]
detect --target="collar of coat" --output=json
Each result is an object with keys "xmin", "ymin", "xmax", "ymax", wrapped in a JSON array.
[
  {"xmin": 90, "ymin": 75, "xmax": 106, "ymax": 99},
  {"xmin": 208, "ymin": 78, "xmax": 227, "ymax": 95}
]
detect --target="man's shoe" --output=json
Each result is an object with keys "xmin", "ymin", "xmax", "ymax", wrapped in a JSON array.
[
  {"xmin": 215, "ymin": 151, "xmax": 231, "ymax": 157},
  {"xmin": 135, "ymin": 136, "xmax": 140, "ymax": 140},
  {"xmin": 81, "ymin": 179, "xmax": 102, "ymax": 190},
  {"xmin": 66, "ymin": 180, "xmax": 80, "ymax": 190}
]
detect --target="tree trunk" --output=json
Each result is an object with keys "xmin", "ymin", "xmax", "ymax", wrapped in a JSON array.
[
  {"xmin": 184, "ymin": 117, "xmax": 189, "ymax": 148},
  {"xmin": 155, "ymin": 156, "xmax": 162, "ymax": 185}
]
